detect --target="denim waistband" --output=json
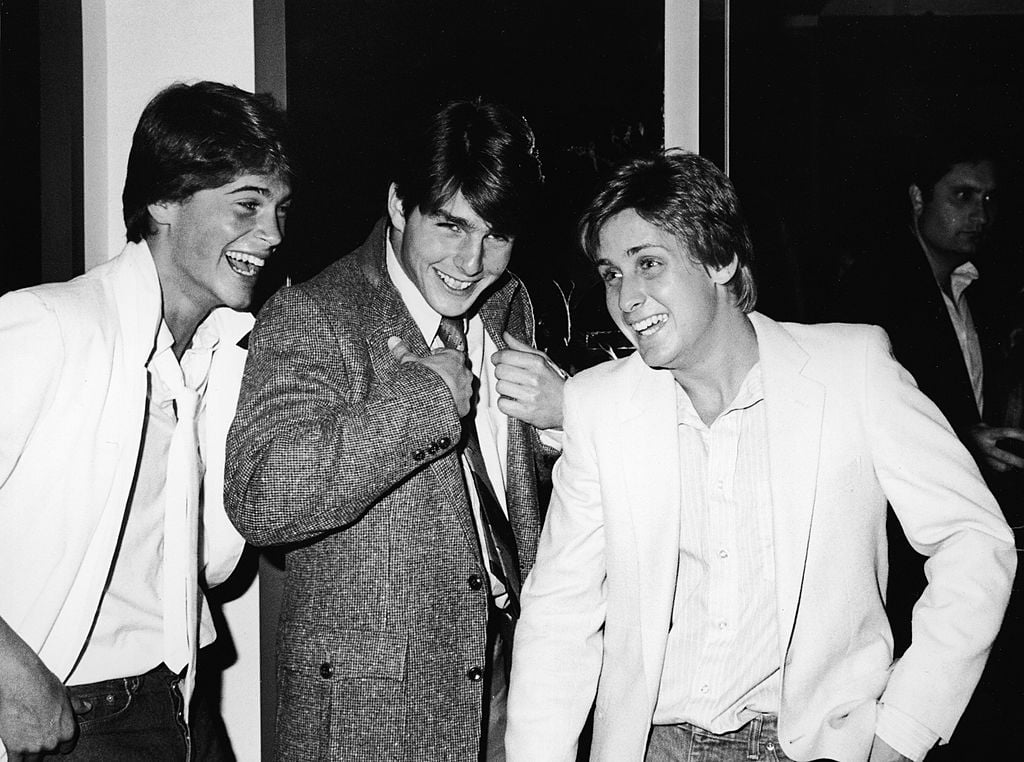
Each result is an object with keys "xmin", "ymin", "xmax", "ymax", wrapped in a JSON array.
[{"xmin": 66, "ymin": 663, "xmax": 181, "ymax": 698}]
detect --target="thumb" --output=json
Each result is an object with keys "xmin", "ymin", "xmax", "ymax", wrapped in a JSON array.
[
  {"xmin": 388, "ymin": 336, "xmax": 417, "ymax": 364},
  {"xmin": 502, "ymin": 331, "xmax": 539, "ymax": 354}
]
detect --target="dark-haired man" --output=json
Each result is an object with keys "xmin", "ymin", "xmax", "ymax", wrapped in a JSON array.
[
  {"xmin": 505, "ymin": 151, "xmax": 1014, "ymax": 762},
  {"xmin": 226, "ymin": 99, "xmax": 564, "ymax": 760},
  {"xmin": 0, "ymin": 80, "xmax": 292, "ymax": 760}
]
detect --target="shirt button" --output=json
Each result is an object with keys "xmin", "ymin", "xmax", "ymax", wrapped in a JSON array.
[
  {"xmin": 718, "ymin": 549, "xmax": 728, "ymax": 559},
  {"xmin": 466, "ymin": 666, "xmax": 484, "ymax": 682},
  {"xmin": 699, "ymin": 684, "xmax": 710, "ymax": 694},
  {"xmin": 718, "ymin": 620, "xmax": 728, "ymax": 630},
  {"xmin": 715, "ymin": 479, "xmax": 724, "ymax": 491},
  {"xmin": 467, "ymin": 574, "xmax": 484, "ymax": 590},
  {"xmin": 437, "ymin": 436, "xmax": 452, "ymax": 449},
  {"xmin": 319, "ymin": 662, "xmax": 333, "ymax": 679}
]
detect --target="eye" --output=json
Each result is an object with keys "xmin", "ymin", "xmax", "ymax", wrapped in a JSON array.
[
  {"xmin": 237, "ymin": 200, "xmax": 261, "ymax": 212},
  {"xmin": 486, "ymin": 232, "xmax": 511, "ymax": 244},
  {"xmin": 598, "ymin": 267, "xmax": 620, "ymax": 284},
  {"xmin": 637, "ymin": 256, "xmax": 662, "ymax": 273}
]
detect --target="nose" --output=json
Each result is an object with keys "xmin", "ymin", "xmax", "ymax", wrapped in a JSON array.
[
  {"xmin": 257, "ymin": 208, "xmax": 284, "ymax": 248},
  {"xmin": 618, "ymin": 275, "xmax": 645, "ymax": 314},
  {"xmin": 454, "ymin": 235, "xmax": 486, "ymax": 276}
]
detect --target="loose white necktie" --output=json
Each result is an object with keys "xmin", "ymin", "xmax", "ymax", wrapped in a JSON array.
[{"xmin": 162, "ymin": 386, "xmax": 202, "ymax": 721}]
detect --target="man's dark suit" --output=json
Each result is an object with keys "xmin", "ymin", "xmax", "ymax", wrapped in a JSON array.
[
  {"xmin": 836, "ymin": 228, "xmax": 1004, "ymax": 442},
  {"xmin": 225, "ymin": 220, "xmax": 548, "ymax": 760}
]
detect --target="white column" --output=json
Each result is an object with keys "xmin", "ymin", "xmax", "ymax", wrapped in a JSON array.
[
  {"xmin": 664, "ymin": 0, "xmax": 701, "ymax": 152},
  {"xmin": 82, "ymin": 0, "xmax": 256, "ymax": 268},
  {"xmin": 81, "ymin": 4, "xmax": 262, "ymax": 760}
]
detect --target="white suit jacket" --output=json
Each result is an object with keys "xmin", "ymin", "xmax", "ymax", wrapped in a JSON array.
[
  {"xmin": 506, "ymin": 313, "xmax": 1015, "ymax": 762},
  {"xmin": 0, "ymin": 242, "xmax": 248, "ymax": 685}
]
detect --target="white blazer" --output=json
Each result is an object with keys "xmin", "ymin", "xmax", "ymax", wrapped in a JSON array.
[
  {"xmin": 506, "ymin": 313, "xmax": 1015, "ymax": 762},
  {"xmin": 0, "ymin": 242, "xmax": 248, "ymax": 684}
]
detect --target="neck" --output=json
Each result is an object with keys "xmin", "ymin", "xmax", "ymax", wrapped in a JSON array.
[
  {"xmin": 913, "ymin": 223, "xmax": 967, "ymax": 295},
  {"xmin": 671, "ymin": 309, "xmax": 759, "ymax": 426},
  {"xmin": 148, "ymin": 237, "xmax": 210, "ymax": 360}
]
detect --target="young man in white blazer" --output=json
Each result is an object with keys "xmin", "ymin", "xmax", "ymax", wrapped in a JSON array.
[
  {"xmin": 0, "ymin": 81, "xmax": 291, "ymax": 760},
  {"xmin": 505, "ymin": 151, "xmax": 1015, "ymax": 762}
]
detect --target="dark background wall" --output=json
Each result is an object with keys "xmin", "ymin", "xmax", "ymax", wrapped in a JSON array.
[{"xmin": 261, "ymin": 0, "xmax": 665, "ymax": 370}]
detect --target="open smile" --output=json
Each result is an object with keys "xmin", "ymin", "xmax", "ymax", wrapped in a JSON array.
[
  {"xmin": 225, "ymin": 250, "xmax": 267, "ymax": 277},
  {"xmin": 434, "ymin": 267, "xmax": 474, "ymax": 292},
  {"xmin": 629, "ymin": 313, "xmax": 668, "ymax": 337}
]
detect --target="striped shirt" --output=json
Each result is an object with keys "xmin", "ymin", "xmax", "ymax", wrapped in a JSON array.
[{"xmin": 653, "ymin": 363, "xmax": 781, "ymax": 732}]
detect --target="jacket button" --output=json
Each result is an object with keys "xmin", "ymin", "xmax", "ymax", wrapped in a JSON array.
[
  {"xmin": 437, "ymin": 436, "xmax": 451, "ymax": 449},
  {"xmin": 467, "ymin": 574, "xmax": 483, "ymax": 590},
  {"xmin": 412, "ymin": 449, "xmax": 426, "ymax": 461},
  {"xmin": 466, "ymin": 666, "xmax": 484, "ymax": 682},
  {"xmin": 426, "ymin": 443, "xmax": 438, "ymax": 455},
  {"xmin": 319, "ymin": 662, "xmax": 333, "ymax": 679}
]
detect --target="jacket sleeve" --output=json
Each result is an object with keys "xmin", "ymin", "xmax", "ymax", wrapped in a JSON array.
[
  {"xmin": 0, "ymin": 291, "xmax": 63, "ymax": 495},
  {"xmin": 865, "ymin": 326, "xmax": 1016, "ymax": 741},
  {"xmin": 224, "ymin": 285, "xmax": 463, "ymax": 546},
  {"xmin": 506, "ymin": 377, "xmax": 607, "ymax": 762}
]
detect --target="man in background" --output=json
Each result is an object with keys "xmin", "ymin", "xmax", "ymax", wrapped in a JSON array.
[
  {"xmin": 0, "ymin": 81, "xmax": 292, "ymax": 760},
  {"xmin": 226, "ymin": 99, "xmax": 564, "ymax": 760}
]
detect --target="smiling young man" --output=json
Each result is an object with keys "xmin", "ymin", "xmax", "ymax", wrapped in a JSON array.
[
  {"xmin": 226, "ymin": 99, "xmax": 564, "ymax": 761},
  {"xmin": 504, "ymin": 150, "xmax": 1015, "ymax": 762},
  {"xmin": 0, "ymin": 81, "xmax": 292, "ymax": 761}
]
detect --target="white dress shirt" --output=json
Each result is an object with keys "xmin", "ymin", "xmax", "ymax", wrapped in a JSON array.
[
  {"xmin": 68, "ymin": 315, "xmax": 234, "ymax": 684},
  {"xmin": 653, "ymin": 363, "xmax": 780, "ymax": 731}
]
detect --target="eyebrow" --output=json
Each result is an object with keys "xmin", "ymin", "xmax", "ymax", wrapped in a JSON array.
[
  {"xmin": 228, "ymin": 185, "xmax": 272, "ymax": 196},
  {"xmin": 595, "ymin": 243, "xmax": 665, "ymax": 265},
  {"xmin": 434, "ymin": 208, "xmax": 484, "ymax": 233}
]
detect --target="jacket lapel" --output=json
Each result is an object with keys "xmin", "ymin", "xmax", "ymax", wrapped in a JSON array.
[
  {"xmin": 617, "ymin": 355, "xmax": 682, "ymax": 699},
  {"xmin": 749, "ymin": 313, "xmax": 825, "ymax": 659},
  {"xmin": 359, "ymin": 222, "xmax": 484, "ymax": 562}
]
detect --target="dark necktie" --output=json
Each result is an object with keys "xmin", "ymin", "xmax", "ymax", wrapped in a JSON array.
[{"xmin": 437, "ymin": 317, "xmax": 521, "ymax": 618}]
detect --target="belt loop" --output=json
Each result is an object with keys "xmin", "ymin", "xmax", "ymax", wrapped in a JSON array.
[{"xmin": 747, "ymin": 714, "xmax": 763, "ymax": 760}]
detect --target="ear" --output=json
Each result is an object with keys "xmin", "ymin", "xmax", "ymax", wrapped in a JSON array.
[
  {"xmin": 386, "ymin": 183, "xmax": 407, "ymax": 233},
  {"xmin": 908, "ymin": 184, "xmax": 924, "ymax": 218},
  {"xmin": 709, "ymin": 255, "xmax": 739, "ymax": 286},
  {"xmin": 147, "ymin": 200, "xmax": 177, "ymax": 229}
]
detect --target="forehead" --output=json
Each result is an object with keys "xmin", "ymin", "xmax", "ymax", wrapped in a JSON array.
[
  {"xmin": 426, "ymin": 189, "xmax": 490, "ymax": 228},
  {"xmin": 595, "ymin": 209, "xmax": 686, "ymax": 263},
  {"xmin": 935, "ymin": 160, "xmax": 997, "ymax": 192}
]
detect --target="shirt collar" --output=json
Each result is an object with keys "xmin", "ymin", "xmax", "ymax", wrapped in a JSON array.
[
  {"xmin": 386, "ymin": 232, "xmax": 442, "ymax": 345},
  {"xmin": 950, "ymin": 261, "xmax": 980, "ymax": 302},
  {"xmin": 675, "ymin": 362, "xmax": 764, "ymax": 429}
]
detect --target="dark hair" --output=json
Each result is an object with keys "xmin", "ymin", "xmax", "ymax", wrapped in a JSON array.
[
  {"xmin": 578, "ymin": 149, "xmax": 757, "ymax": 312},
  {"xmin": 122, "ymin": 80, "xmax": 292, "ymax": 243},
  {"xmin": 910, "ymin": 132, "xmax": 999, "ymax": 203},
  {"xmin": 391, "ymin": 99, "xmax": 543, "ymax": 237}
]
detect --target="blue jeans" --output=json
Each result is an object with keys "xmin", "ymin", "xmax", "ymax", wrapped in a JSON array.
[
  {"xmin": 646, "ymin": 715, "xmax": 802, "ymax": 762},
  {"xmin": 59, "ymin": 664, "xmax": 233, "ymax": 761}
]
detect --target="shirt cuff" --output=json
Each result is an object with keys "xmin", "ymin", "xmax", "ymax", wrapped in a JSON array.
[
  {"xmin": 875, "ymin": 702, "xmax": 940, "ymax": 761},
  {"xmin": 539, "ymin": 426, "xmax": 564, "ymax": 451}
]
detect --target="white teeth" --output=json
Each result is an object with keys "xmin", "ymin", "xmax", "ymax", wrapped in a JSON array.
[
  {"xmin": 224, "ymin": 251, "xmax": 265, "ymax": 277},
  {"xmin": 225, "ymin": 251, "xmax": 265, "ymax": 267},
  {"xmin": 436, "ymin": 269, "xmax": 472, "ymax": 291},
  {"xmin": 631, "ymin": 314, "xmax": 668, "ymax": 335}
]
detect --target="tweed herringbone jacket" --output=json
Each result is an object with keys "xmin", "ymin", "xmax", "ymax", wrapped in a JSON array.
[{"xmin": 226, "ymin": 220, "xmax": 548, "ymax": 761}]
